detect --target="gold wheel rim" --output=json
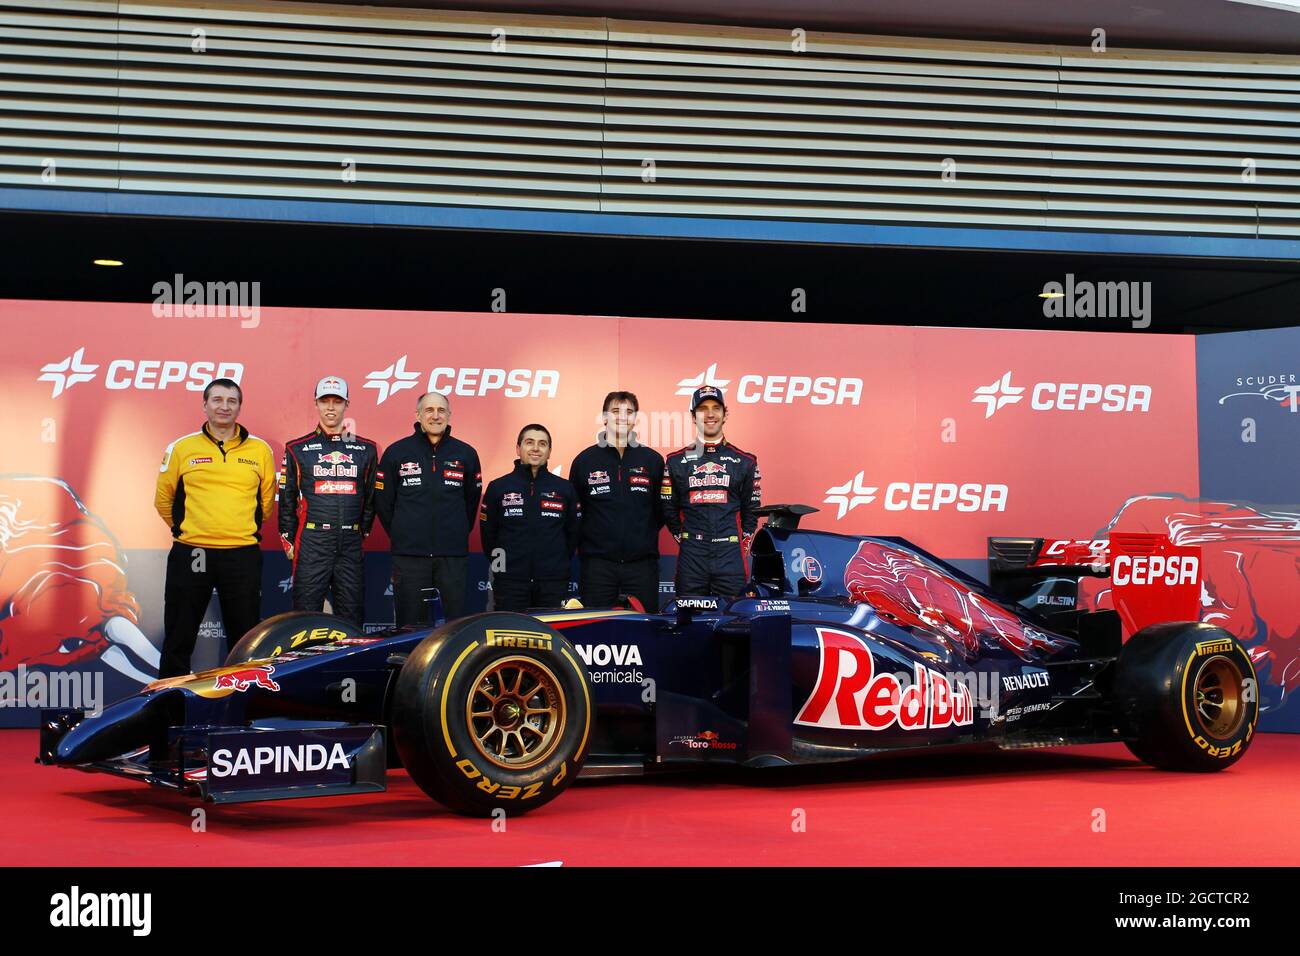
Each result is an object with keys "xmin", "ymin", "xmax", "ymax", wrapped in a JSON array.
[
  {"xmin": 1193, "ymin": 655, "xmax": 1245, "ymax": 740},
  {"xmin": 466, "ymin": 655, "xmax": 566, "ymax": 771}
]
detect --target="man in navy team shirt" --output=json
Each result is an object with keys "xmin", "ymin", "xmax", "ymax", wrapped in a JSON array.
[
  {"xmin": 571, "ymin": 391, "xmax": 664, "ymax": 612},
  {"xmin": 480, "ymin": 424, "xmax": 580, "ymax": 612}
]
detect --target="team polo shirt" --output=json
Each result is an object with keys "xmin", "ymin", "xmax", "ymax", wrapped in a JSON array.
[{"xmin": 155, "ymin": 423, "xmax": 276, "ymax": 548}]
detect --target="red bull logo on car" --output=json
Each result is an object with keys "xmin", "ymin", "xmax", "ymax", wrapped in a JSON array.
[
  {"xmin": 212, "ymin": 665, "xmax": 280, "ymax": 693},
  {"xmin": 145, "ymin": 662, "xmax": 283, "ymax": 698},
  {"xmin": 796, "ymin": 627, "xmax": 974, "ymax": 731}
]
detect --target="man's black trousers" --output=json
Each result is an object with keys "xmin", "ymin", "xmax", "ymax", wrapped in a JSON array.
[
  {"xmin": 491, "ymin": 576, "xmax": 568, "ymax": 613},
  {"xmin": 579, "ymin": 555, "xmax": 660, "ymax": 612},
  {"xmin": 292, "ymin": 527, "xmax": 364, "ymax": 627},
  {"xmin": 392, "ymin": 554, "xmax": 468, "ymax": 625},
  {"xmin": 161, "ymin": 542, "xmax": 262, "ymax": 677}
]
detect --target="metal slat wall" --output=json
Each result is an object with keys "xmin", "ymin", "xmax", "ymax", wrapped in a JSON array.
[{"xmin": 1, "ymin": 0, "xmax": 1297, "ymax": 237}]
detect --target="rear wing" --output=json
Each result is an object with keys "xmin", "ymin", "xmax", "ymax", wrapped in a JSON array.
[
  {"xmin": 988, "ymin": 533, "xmax": 1201, "ymax": 634},
  {"xmin": 755, "ymin": 503, "xmax": 819, "ymax": 530}
]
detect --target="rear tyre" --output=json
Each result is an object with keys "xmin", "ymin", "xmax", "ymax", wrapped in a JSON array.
[
  {"xmin": 393, "ymin": 612, "xmax": 591, "ymax": 816},
  {"xmin": 1114, "ymin": 622, "xmax": 1258, "ymax": 771},
  {"xmin": 225, "ymin": 611, "xmax": 363, "ymax": 665}
]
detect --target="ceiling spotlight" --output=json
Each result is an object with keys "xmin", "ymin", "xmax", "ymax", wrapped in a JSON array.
[{"xmin": 93, "ymin": 259, "xmax": 124, "ymax": 267}]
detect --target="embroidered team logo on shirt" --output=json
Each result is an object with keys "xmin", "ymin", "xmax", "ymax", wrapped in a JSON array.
[
  {"xmin": 501, "ymin": 490, "xmax": 525, "ymax": 517},
  {"xmin": 690, "ymin": 489, "xmax": 728, "ymax": 504},
  {"xmin": 314, "ymin": 480, "xmax": 356, "ymax": 494}
]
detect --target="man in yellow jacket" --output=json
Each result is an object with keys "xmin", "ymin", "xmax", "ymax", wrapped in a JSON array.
[{"xmin": 154, "ymin": 378, "xmax": 276, "ymax": 677}]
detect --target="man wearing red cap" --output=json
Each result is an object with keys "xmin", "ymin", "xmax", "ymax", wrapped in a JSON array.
[
  {"xmin": 661, "ymin": 385, "xmax": 762, "ymax": 599},
  {"xmin": 279, "ymin": 375, "xmax": 380, "ymax": 627}
]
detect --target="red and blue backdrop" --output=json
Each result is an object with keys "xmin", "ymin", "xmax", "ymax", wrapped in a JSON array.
[{"xmin": 0, "ymin": 299, "xmax": 1293, "ymax": 730}]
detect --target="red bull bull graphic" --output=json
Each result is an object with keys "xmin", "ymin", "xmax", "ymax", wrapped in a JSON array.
[
  {"xmin": 212, "ymin": 665, "xmax": 281, "ymax": 693},
  {"xmin": 146, "ymin": 662, "xmax": 281, "ymax": 698}
]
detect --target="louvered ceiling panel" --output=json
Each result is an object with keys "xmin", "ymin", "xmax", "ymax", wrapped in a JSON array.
[{"xmin": 0, "ymin": 0, "xmax": 1296, "ymax": 238}]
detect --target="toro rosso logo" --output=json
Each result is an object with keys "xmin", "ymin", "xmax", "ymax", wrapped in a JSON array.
[
  {"xmin": 212, "ymin": 665, "xmax": 280, "ymax": 693},
  {"xmin": 797, "ymin": 628, "xmax": 973, "ymax": 731}
]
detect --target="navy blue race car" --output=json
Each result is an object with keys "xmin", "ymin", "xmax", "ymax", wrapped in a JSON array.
[{"xmin": 40, "ymin": 505, "xmax": 1259, "ymax": 816}]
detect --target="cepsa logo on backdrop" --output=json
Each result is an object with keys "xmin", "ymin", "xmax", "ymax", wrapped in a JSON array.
[
  {"xmin": 4, "ymin": 302, "xmax": 1197, "ymax": 562},
  {"xmin": 620, "ymin": 318, "xmax": 1198, "ymax": 557}
]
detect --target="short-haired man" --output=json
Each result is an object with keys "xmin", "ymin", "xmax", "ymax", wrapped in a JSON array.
[
  {"xmin": 480, "ymin": 425, "xmax": 580, "ymax": 612},
  {"xmin": 375, "ymin": 391, "xmax": 481, "ymax": 624},
  {"xmin": 661, "ymin": 386, "xmax": 761, "ymax": 599},
  {"xmin": 278, "ymin": 376, "xmax": 380, "ymax": 628},
  {"xmin": 154, "ymin": 378, "xmax": 276, "ymax": 677},
  {"xmin": 571, "ymin": 391, "xmax": 664, "ymax": 611}
]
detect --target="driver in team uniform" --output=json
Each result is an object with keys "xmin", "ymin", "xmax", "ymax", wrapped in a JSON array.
[{"xmin": 661, "ymin": 386, "xmax": 761, "ymax": 599}]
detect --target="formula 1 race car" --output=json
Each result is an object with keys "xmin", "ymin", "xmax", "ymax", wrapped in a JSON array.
[{"xmin": 39, "ymin": 505, "xmax": 1259, "ymax": 816}]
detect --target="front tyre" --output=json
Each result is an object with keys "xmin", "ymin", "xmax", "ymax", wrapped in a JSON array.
[
  {"xmin": 392, "ymin": 613, "xmax": 591, "ymax": 816},
  {"xmin": 1115, "ymin": 622, "xmax": 1259, "ymax": 772},
  {"xmin": 225, "ymin": 611, "xmax": 363, "ymax": 665}
]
